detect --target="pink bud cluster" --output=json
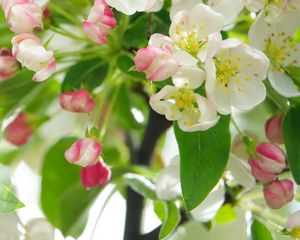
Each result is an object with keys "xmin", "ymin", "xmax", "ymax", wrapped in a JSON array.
[
  {"xmin": 59, "ymin": 90, "xmax": 95, "ymax": 113},
  {"xmin": 248, "ymin": 142, "xmax": 294, "ymax": 209},
  {"xmin": 83, "ymin": 0, "xmax": 116, "ymax": 45},
  {"xmin": 65, "ymin": 138, "xmax": 111, "ymax": 189}
]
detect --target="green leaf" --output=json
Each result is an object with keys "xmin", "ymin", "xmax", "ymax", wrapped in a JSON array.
[
  {"xmin": 0, "ymin": 70, "xmax": 36, "ymax": 120},
  {"xmin": 0, "ymin": 182, "xmax": 24, "ymax": 213},
  {"xmin": 154, "ymin": 201, "xmax": 181, "ymax": 240},
  {"xmin": 61, "ymin": 59, "xmax": 109, "ymax": 92},
  {"xmin": 174, "ymin": 116, "xmax": 231, "ymax": 211},
  {"xmin": 251, "ymin": 219, "xmax": 273, "ymax": 240},
  {"xmin": 282, "ymin": 104, "xmax": 300, "ymax": 184},
  {"xmin": 41, "ymin": 137, "xmax": 102, "ymax": 238},
  {"xmin": 123, "ymin": 173, "xmax": 157, "ymax": 200},
  {"xmin": 215, "ymin": 204, "xmax": 236, "ymax": 223},
  {"xmin": 116, "ymin": 55, "xmax": 145, "ymax": 80},
  {"xmin": 122, "ymin": 15, "xmax": 148, "ymax": 48}
]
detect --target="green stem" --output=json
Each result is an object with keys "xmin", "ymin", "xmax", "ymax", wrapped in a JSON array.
[
  {"xmin": 55, "ymin": 47, "xmax": 104, "ymax": 58},
  {"xmin": 49, "ymin": 26, "xmax": 87, "ymax": 42},
  {"xmin": 231, "ymin": 117, "xmax": 245, "ymax": 137},
  {"xmin": 265, "ymin": 81, "xmax": 289, "ymax": 113},
  {"xmin": 48, "ymin": 2, "xmax": 82, "ymax": 26}
]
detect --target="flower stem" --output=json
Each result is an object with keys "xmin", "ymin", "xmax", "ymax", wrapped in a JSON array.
[
  {"xmin": 231, "ymin": 117, "xmax": 245, "ymax": 137},
  {"xmin": 49, "ymin": 26, "xmax": 87, "ymax": 42},
  {"xmin": 48, "ymin": 2, "xmax": 82, "ymax": 26}
]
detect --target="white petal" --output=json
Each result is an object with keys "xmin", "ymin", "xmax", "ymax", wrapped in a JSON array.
[
  {"xmin": 269, "ymin": 9, "xmax": 300, "ymax": 35},
  {"xmin": 198, "ymin": 32, "xmax": 222, "ymax": 62},
  {"xmin": 205, "ymin": 61, "xmax": 232, "ymax": 114},
  {"xmin": 25, "ymin": 218, "xmax": 54, "ymax": 240},
  {"xmin": 149, "ymin": 85, "xmax": 179, "ymax": 115},
  {"xmin": 208, "ymin": 0, "xmax": 244, "ymax": 25},
  {"xmin": 268, "ymin": 68, "xmax": 300, "ymax": 97},
  {"xmin": 189, "ymin": 3, "xmax": 224, "ymax": 40},
  {"xmin": 170, "ymin": 0, "xmax": 201, "ymax": 20},
  {"xmin": 191, "ymin": 180, "xmax": 225, "ymax": 222},
  {"xmin": 149, "ymin": 33, "xmax": 174, "ymax": 48},
  {"xmin": 220, "ymin": 38, "xmax": 243, "ymax": 50},
  {"xmin": 172, "ymin": 66, "xmax": 205, "ymax": 89},
  {"xmin": 248, "ymin": 12, "xmax": 269, "ymax": 51},
  {"xmin": 286, "ymin": 210, "xmax": 300, "ymax": 231},
  {"xmin": 227, "ymin": 153, "xmax": 256, "ymax": 188},
  {"xmin": 173, "ymin": 49, "xmax": 199, "ymax": 66},
  {"xmin": 155, "ymin": 156, "xmax": 182, "ymax": 200},
  {"xmin": 229, "ymin": 74, "xmax": 266, "ymax": 111}
]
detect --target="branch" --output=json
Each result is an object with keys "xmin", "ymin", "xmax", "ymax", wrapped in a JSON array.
[{"xmin": 123, "ymin": 109, "xmax": 172, "ymax": 240}]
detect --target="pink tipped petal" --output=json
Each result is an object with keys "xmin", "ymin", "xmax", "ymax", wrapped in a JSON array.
[
  {"xmin": 65, "ymin": 138, "xmax": 102, "ymax": 167},
  {"xmin": 81, "ymin": 161, "xmax": 111, "ymax": 189},
  {"xmin": 59, "ymin": 90, "xmax": 95, "ymax": 113},
  {"xmin": 33, "ymin": 60, "xmax": 56, "ymax": 82},
  {"xmin": 263, "ymin": 180, "xmax": 294, "ymax": 209},
  {"xmin": 83, "ymin": 21, "xmax": 108, "ymax": 45},
  {"xmin": 248, "ymin": 159, "xmax": 276, "ymax": 183},
  {"xmin": 265, "ymin": 114, "xmax": 284, "ymax": 144}
]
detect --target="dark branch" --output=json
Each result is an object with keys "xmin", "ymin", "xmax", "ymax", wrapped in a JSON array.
[{"xmin": 123, "ymin": 109, "xmax": 172, "ymax": 240}]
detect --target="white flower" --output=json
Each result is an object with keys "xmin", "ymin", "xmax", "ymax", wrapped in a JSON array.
[
  {"xmin": 150, "ymin": 66, "xmax": 220, "ymax": 132},
  {"xmin": 25, "ymin": 218, "xmax": 54, "ymax": 240},
  {"xmin": 244, "ymin": 0, "xmax": 300, "ymax": 23},
  {"xmin": 249, "ymin": 11, "xmax": 300, "ymax": 97},
  {"xmin": 204, "ymin": 38, "xmax": 269, "ymax": 114},
  {"xmin": 227, "ymin": 153, "xmax": 256, "ymax": 188},
  {"xmin": 155, "ymin": 156, "xmax": 181, "ymax": 200},
  {"xmin": 105, "ymin": 0, "xmax": 163, "ymax": 15},
  {"xmin": 191, "ymin": 181, "xmax": 225, "ymax": 222},
  {"xmin": 169, "ymin": 3, "xmax": 224, "ymax": 60},
  {"xmin": 170, "ymin": 0, "xmax": 244, "ymax": 25},
  {"xmin": 155, "ymin": 155, "xmax": 225, "ymax": 222}
]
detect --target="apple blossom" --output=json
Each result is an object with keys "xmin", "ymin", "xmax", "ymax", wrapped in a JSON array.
[
  {"xmin": 59, "ymin": 90, "xmax": 96, "ymax": 113},
  {"xmin": 134, "ymin": 45, "xmax": 179, "ymax": 81},
  {"xmin": 150, "ymin": 66, "xmax": 220, "ymax": 132},
  {"xmin": 12, "ymin": 34, "xmax": 56, "ymax": 82},
  {"xmin": 65, "ymin": 138, "xmax": 102, "ymax": 167},
  {"xmin": 1, "ymin": 0, "xmax": 43, "ymax": 33},
  {"xmin": 286, "ymin": 210, "xmax": 300, "ymax": 238},
  {"xmin": 249, "ymin": 11, "xmax": 300, "ymax": 97},
  {"xmin": 205, "ymin": 38, "xmax": 269, "ymax": 114},
  {"xmin": 25, "ymin": 218, "xmax": 54, "ymax": 240},
  {"xmin": 81, "ymin": 160, "xmax": 111, "ymax": 189},
  {"xmin": 170, "ymin": 0, "xmax": 244, "ymax": 25},
  {"xmin": 169, "ymin": 3, "xmax": 224, "ymax": 59},
  {"xmin": 263, "ymin": 179, "xmax": 294, "ymax": 209},
  {"xmin": 0, "ymin": 48, "xmax": 19, "ymax": 82},
  {"xmin": 83, "ymin": 0, "xmax": 116, "ymax": 45},
  {"xmin": 105, "ymin": 0, "xmax": 163, "ymax": 15},
  {"xmin": 265, "ymin": 114, "xmax": 284, "ymax": 144},
  {"xmin": 0, "ymin": 213, "xmax": 19, "ymax": 240},
  {"xmin": 5, "ymin": 113, "xmax": 33, "ymax": 146}
]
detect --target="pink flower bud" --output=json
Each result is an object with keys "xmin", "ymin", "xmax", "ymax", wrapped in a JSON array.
[
  {"xmin": 263, "ymin": 180, "xmax": 294, "ymax": 209},
  {"xmin": 65, "ymin": 138, "xmax": 102, "ymax": 167},
  {"xmin": 83, "ymin": 0, "xmax": 116, "ymax": 45},
  {"xmin": 81, "ymin": 160, "xmax": 111, "ymax": 189},
  {"xmin": 2, "ymin": 0, "xmax": 43, "ymax": 33},
  {"xmin": 5, "ymin": 113, "xmax": 33, "ymax": 146},
  {"xmin": 248, "ymin": 159, "xmax": 276, "ymax": 183},
  {"xmin": 0, "ymin": 48, "xmax": 19, "ymax": 82},
  {"xmin": 256, "ymin": 142, "xmax": 286, "ymax": 174},
  {"xmin": 12, "ymin": 34, "xmax": 56, "ymax": 82},
  {"xmin": 265, "ymin": 114, "xmax": 284, "ymax": 144},
  {"xmin": 59, "ymin": 90, "xmax": 95, "ymax": 113},
  {"xmin": 134, "ymin": 45, "xmax": 179, "ymax": 81}
]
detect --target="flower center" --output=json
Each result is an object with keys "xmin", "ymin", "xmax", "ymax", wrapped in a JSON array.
[
  {"xmin": 264, "ymin": 32, "xmax": 298, "ymax": 70},
  {"xmin": 214, "ymin": 56, "xmax": 240, "ymax": 91},
  {"xmin": 291, "ymin": 227, "xmax": 300, "ymax": 238},
  {"xmin": 175, "ymin": 23, "xmax": 205, "ymax": 54},
  {"xmin": 172, "ymin": 88, "xmax": 196, "ymax": 111}
]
